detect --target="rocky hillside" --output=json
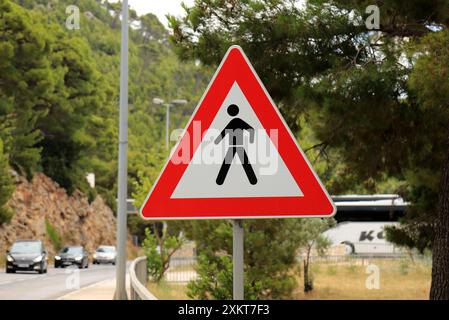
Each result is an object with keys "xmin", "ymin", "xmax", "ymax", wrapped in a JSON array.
[{"xmin": 0, "ymin": 173, "xmax": 117, "ymax": 255}]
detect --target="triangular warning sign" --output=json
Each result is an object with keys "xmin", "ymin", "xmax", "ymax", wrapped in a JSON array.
[{"xmin": 140, "ymin": 46, "xmax": 336, "ymax": 220}]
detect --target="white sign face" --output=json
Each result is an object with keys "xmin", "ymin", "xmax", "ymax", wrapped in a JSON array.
[{"xmin": 171, "ymin": 82, "xmax": 303, "ymax": 199}]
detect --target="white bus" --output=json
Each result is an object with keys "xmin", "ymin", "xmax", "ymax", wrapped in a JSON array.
[
  {"xmin": 325, "ymin": 194, "xmax": 408, "ymax": 255},
  {"xmin": 323, "ymin": 221, "xmax": 401, "ymax": 255}
]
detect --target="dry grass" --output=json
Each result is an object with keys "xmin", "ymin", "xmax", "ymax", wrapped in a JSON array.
[
  {"xmin": 127, "ymin": 244, "xmax": 143, "ymax": 260},
  {"xmin": 147, "ymin": 281, "xmax": 190, "ymax": 300},
  {"xmin": 146, "ymin": 257, "xmax": 431, "ymax": 300},
  {"xmin": 0, "ymin": 255, "xmax": 4, "ymax": 268},
  {"xmin": 293, "ymin": 258, "xmax": 431, "ymax": 300}
]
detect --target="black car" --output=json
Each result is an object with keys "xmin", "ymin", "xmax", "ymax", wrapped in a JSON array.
[
  {"xmin": 6, "ymin": 240, "xmax": 48, "ymax": 274},
  {"xmin": 54, "ymin": 246, "xmax": 89, "ymax": 269}
]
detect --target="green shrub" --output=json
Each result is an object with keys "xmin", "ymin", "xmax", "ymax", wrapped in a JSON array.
[
  {"xmin": 142, "ymin": 226, "xmax": 184, "ymax": 282},
  {"xmin": 0, "ymin": 207, "xmax": 13, "ymax": 225},
  {"xmin": 142, "ymin": 229, "xmax": 163, "ymax": 281},
  {"xmin": 45, "ymin": 219, "xmax": 62, "ymax": 251},
  {"xmin": 187, "ymin": 253, "xmax": 262, "ymax": 300}
]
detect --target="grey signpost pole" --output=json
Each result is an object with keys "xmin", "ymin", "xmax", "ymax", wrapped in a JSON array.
[
  {"xmin": 114, "ymin": 0, "xmax": 129, "ymax": 300},
  {"xmin": 233, "ymin": 220, "xmax": 244, "ymax": 300}
]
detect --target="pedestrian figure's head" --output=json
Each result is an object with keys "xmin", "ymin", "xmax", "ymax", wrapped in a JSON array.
[{"xmin": 227, "ymin": 104, "xmax": 239, "ymax": 117}]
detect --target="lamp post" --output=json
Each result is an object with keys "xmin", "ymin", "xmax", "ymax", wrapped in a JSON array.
[
  {"xmin": 153, "ymin": 98, "xmax": 188, "ymax": 152},
  {"xmin": 115, "ymin": 0, "xmax": 128, "ymax": 300}
]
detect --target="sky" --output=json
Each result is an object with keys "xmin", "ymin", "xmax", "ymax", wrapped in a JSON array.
[{"xmin": 110, "ymin": 0, "xmax": 194, "ymax": 27}]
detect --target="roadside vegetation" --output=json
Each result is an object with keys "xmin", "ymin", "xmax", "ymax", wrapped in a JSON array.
[
  {"xmin": 169, "ymin": 0, "xmax": 449, "ymax": 299},
  {"xmin": 146, "ymin": 257, "xmax": 431, "ymax": 300},
  {"xmin": 0, "ymin": 0, "xmax": 209, "ymax": 220},
  {"xmin": 142, "ymin": 226, "xmax": 185, "ymax": 283},
  {"xmin": 45, "ymin": 219, "xmax": 63, "ymax": 252},
  {"xmin": 294, "ymin": 258, "xmax": 431, "ymax": 300},
  {"xmin": 2, "ymin": 0, "xmax": 449, "ymax": 299},
  {"xmin": 147, "ymin": 281, "xmax": 189, "ymax": 300}
]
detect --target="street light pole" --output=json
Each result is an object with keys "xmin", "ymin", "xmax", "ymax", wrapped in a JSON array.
[
  {"xmin": 153, "ymin": 98, "xmax": 188, "ymax": 154},
  {"xmin": 165, "ymin": 103, "xmax": 171, "ymax": 152},
  {"xmin": 114, "ymin": 0, "xmax": 128, "ymax": 300}
]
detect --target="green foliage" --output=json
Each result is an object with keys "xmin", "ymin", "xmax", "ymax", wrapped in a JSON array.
[
  {"xmin": 184, "ymin": 219, "xmax": 334, "ymax": 299},
  {"xmin": 142, "ymin": 225, "xmax": 184, "ymax": 282},
  {"xmin": 0, "ymin": 138, "xmax": 14, "ymax": 224},
  {"xmin": 187, "ymin": 254, "xmax": 232, "ymax": 300},
  {"xmin": 297, "ymin": 218, "xmax": 335, "ymax": 293},
  {"xmin": 170, "ymin": 0, "xmax": 449, "ymax": 296},
  {"xmin": 142, "ymin": 228, "xmax": 163, "ymax": 281},
  {"xmin": 0, "ymin": 0, "xmax": 52, "ymax": 176},
  {"xmin": 45, "ymin": 218, "xmax": 62, "ymax": 251},
  {"xmin": 36, "ymin": 34, "xmax": 106, "ymax": 193},
  {"xmin": 298, "ymin": 219, "xmax": 335, "ymax": 254},
  {"xmin": 169, "ymin": 0, "xmax": 449, "ymax": 253},
  {"xmin": 0, "ymin": 206, "xmax": 13, "ymax": 225},
  {"xmin": 187, "ymin": 253, "xmax": 263, "ymax": 300},
  {"xmin": 1, "ymin": 0, "xmax": 209, "ymax": 221},
  {"xmin": 0, "ymin": 0, "xmax": 116, "ymax": 189}
]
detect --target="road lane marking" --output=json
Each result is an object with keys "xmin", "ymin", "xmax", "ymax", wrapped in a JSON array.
[{"xmin": 56, "ymin": 277, "xmax": 116, "ymax": 300}]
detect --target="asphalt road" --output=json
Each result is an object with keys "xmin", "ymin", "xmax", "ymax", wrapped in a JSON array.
[{"xmin": 0, "ymin": 264, "xmax": 117, "ymax": 300}]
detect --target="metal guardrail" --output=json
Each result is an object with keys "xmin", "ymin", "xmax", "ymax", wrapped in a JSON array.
[{"xmin": 129, "ymin": 256, "xmax": 157, "ymax": 300}]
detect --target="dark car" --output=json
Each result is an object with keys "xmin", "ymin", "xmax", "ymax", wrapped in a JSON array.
[
  {"xmin": 6, "ymin": 240, "xmax": 48, "ymax": 274},
  {"xmin": 54, "ymin": 246, "xmax": 89, "ymax": 269}
]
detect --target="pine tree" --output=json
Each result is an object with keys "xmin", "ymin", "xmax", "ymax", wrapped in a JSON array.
[
  {"xmin": 0, "ymin": 138, "xmax": 14, "ymax": 224},
  {"xmin": 169, "ymin": 0, "xmax": 449, "ymax": 299},
  {"xmin": 0, "ymin": 0, "xmax": 53, "ymax": 176}
]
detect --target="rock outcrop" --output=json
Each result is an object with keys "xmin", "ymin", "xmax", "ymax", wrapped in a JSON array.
[{"xmin": 0, "ymin": 173, "xmax": 117, "ymax": 255}]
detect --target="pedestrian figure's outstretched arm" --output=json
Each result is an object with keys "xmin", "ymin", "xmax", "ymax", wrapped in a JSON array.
[{"xmin": 214, "ymin": 128, "xmax": 227, "ymax": 144}]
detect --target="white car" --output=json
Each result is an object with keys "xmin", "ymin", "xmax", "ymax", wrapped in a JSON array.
[{"xmin": 93, "ymin": 245, "xmax": 116, "ymax": 265}]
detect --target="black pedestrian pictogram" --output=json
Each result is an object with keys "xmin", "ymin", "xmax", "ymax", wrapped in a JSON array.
[{"xmin": 214, "ymin": 104, "xmax": 258, "ymax": 185}]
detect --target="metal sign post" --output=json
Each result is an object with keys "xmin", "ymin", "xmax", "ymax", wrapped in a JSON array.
[
  {"xmin": 233, "ymin": 220, "xmax": 244, "ymax": 300},
  {"xmin": 114, "ymin": 0, "xmax": 129, "ymax": 300}
]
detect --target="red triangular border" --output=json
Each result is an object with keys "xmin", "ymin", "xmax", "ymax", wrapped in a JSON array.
[{"xmin": 141, "ymin": 46, "xmax": 336, "ymax": 219}]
